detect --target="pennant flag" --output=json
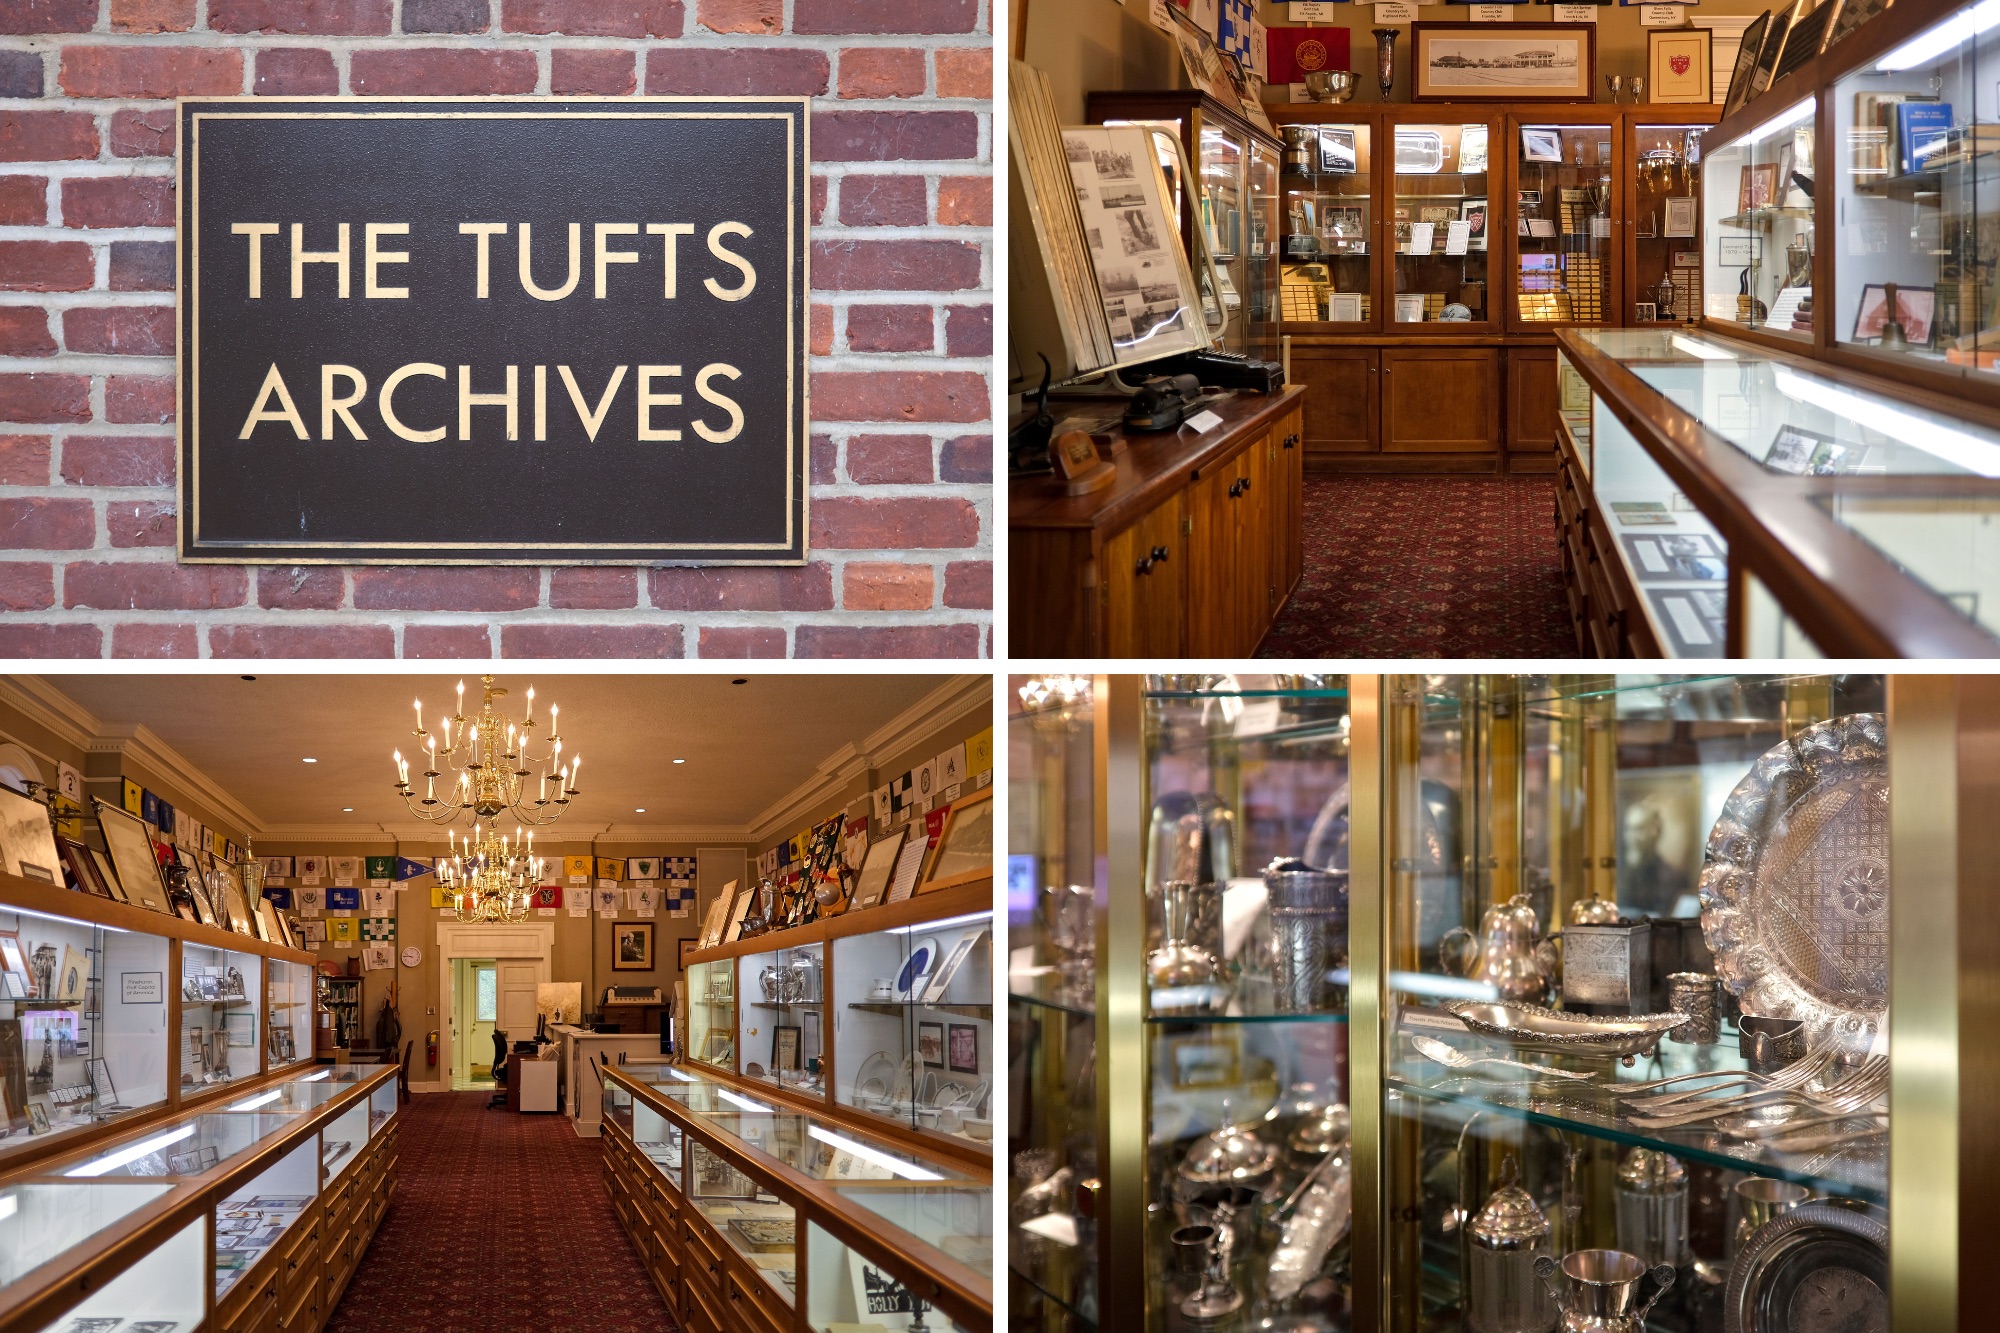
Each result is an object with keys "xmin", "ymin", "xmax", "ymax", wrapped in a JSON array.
[
  {"xmin": 597, "ymin": 857, "xmax": 626, "ymax": 881},
  {"xmin": 393, "ymin": 856, "xmax": 433, "ymax": 880}
]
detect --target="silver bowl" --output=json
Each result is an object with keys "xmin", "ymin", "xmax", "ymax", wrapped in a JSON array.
[{"xmin": 1304, "ymin": 71, "xmax": 1356, "ymax": 103}]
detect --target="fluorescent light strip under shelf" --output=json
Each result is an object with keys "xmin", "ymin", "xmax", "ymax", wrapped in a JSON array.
[
  {"xmin": 67, "ymin": 1126, "xmax": 196, "ymax": 1178},
  {"xmin": 665, "ymin": 1068, "xmax": 700, "ymax": 1083},
  {"xmin": 229, "ymin": 1091, "xmax": 284, "ymax": 1111},
  {"xmin": 718, "ymin": 1090, "xmax": 773, "ymax": 1113},
  {"xmin": 807, "ymin": 1126, "xmax": 943, "ymax": 1182},
  {"xmin": 298, "ymin": 1071, "xmax": 330, "ymax": 1083}
]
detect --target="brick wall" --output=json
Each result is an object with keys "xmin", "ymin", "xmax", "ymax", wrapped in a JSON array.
[{"xmin": 0, "ymin": 0, "xmax": 994, "ymax": 659}]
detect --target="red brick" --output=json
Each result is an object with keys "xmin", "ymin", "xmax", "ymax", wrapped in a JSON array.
[
  {"xmin": 649, "ymin": 564, "xmax": 834, "ymax": 611},
  {"xmin": 811, "ymin": 175, "xmax": 828, "ymax": 224},
  {"xmin": 550, "ymin": 566, "xmax": 638, "ymax": 609},
  {"xmin": 943, "ymin": 559, "xmax": 990, "ymax": 608},
  {"xmin": 810, "ymin": 496, "xmax": 978, "ymax": 549},
  {"xmin": 843, "ymin": 561, "xmax": 933, "ymax": 610},
  {"xmin": 112, "ymin": 0, "xmax": 198, "ymax": 33},
  {"xmin": 794, "ymin": 624, "xmax": 979, "ymax": 657},
  {"xmin": 551, "ymin": 49, "xmax": 636, "ymax": 96},
  {"xmin": 0, "ymin": 308, "xmax": 55, "ymax": 358},
  {"xmin": 62, "ymin": 176, "xmax": 176, "ymax": 229},
  {"xmin": 839, "ymin": 175, "xmax": 926, "ymax": 227},
  {"xmin": 796, "ymin": 0, "xmax": 976, "ymax": 33},
  {"xmin": 647, "ymin": 48, "xmax": 827, "ymax": 95},
  {"xmin": 112, "ymin": 624, "xmax": 199, "ymax": 658},
  {"xmin": 0, "ymin": 435, "xmax": 51, "ymax": 485},
  {"xmin": 352, "ymin": 567, "xmax": 539, "ymax": 612},
  {"xmin": 65, "ymin": 562, "xmax": 248, "ymax": 611},
  {"xmin": 945, "ymin": 304, "xmax": 991, "ymax": 356},
  {"xmin": 939, "ymin": 432, "xmax": 989, "ymax": 482},
  {"xmin": 935, "ymin": 47, "xmax": 990, "ymax": 98},
  {"xmin": 107, "ymin": 500, "xmax": 177, "ymax": 548},
  {"xmin": 847, "ymin": 305, "xmax": 934, "ymax": 354},
  {"xmin": 0, "ymin": 624, "xmax": 100, "ymax": 657},
  {"xmin": 257, "ymin": 565, "xmax": 345, "ymax": 609},
  {"xmin": 405, "ymin": 624, "xmax": 496, "ymax": 657},
  {"xmin": 502, "ymin": 0, "xmax": 684, "ymax": 37},
  {"xmin": 59, "ymin": 46, "xmax": 244, "ymax": 98},
  {"xmin": 60, "ymin": 434, "xmax": 174, "ymax": 485},
  {"xmin": 810, "ymin": 303, "xmax": 833, "ymax": 357},
  {"xmin": 698, "ymin": 0, "xmax": 780, "ymax": 33},
  {"xmin": 0, "ymin": 53, "xmax": 42, "ymax": 98},
  {"xmin": 811, "ymin": 371, "xmax": 988, "ymax": 423},
  {"xmin": 937, "ymin": 175, "xmax": 991, "ymax": 225},
  {"xmin": 210, "ymin": 0, "xmax": 393, "ymax": 34},
  {"xmin": 107, "ymin": 376, "xmax": 175, "ymax": 424},
  {"xmin": 0, "ymin": 2, "xmax": 94, "ymax": 34},
  {"xmin": 109, "ymin": 241, "xmax": 175, "ymax": 292},
  {"xmin": 815, "ymin": 240, "xmax": 980, "ymax": 291},
  {"xmin": 839, "ymin": 48, "xmax": 925, "ymax": 99},
  {"xmin": 0, "ymin": 177, "xmax": 45, "ymax": 226},
  {"xmin": 810, "ymin": 433, "xmax": 837, "ymax": 484},
  {"xmin": 698, "ymin": 626, "xmax": 786, "ymax": 657},
  {"xmin": 0, "ymin": 241, "xmax": 92, "ymax": 292},
  {"xmin": 814, "ymin": 110, "xmax": 977, "ymax": 160},
  {"xmin": 846, "ymin": 433, "xmax": 932, "ymax": 483},
  {"xmin": 110, "ymin": 109, "xmax": 177, "ymax": 159},
  {"xmin": 255, "ymin": 47, "xmax": 339, "ymax": 95},
  {"xmin": 0, "ymin": 374, "xmax": 91, "ymax": 424},
  {"xmin": 0, "ymin": 111, "xmax": 98, "ymax": 163},
  {"xmin": 350, "ymin": 49, "xmax": 539, "ymax": 95},
  {"xmin": 499, "ymin": 623, "xmax": 685, "ymax": 657},
  {"xmin": 208, "ymin": 624, "xmax": 396, "ymax": 657},
  {"xmin": 0, "ymin": 563, "xmax": 54, "ymax": 613},
  {"xmin": 403, "ymin": 0, "xmax": 490, "ymax": 31},
  {"xmin": 65, "ymin": 306, "xmax": 175, "ymax": 358}
]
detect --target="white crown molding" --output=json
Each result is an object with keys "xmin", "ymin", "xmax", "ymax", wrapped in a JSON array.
[
  {"xmin": 0, "ymin": 676, "xmax": 100, "ymax": 752},
  {"xmin": 85, "ymin": 722, "xmax": 266, "ymax": 837}
]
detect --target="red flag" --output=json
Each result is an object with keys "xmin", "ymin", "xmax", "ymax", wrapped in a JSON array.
[{"xmin": 1266, "ymin": 26, "xmax": 1352, "ymax": 85}]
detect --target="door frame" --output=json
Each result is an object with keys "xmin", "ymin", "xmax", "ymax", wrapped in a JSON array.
[{"xmin": 429, "ymin": 921, "xmax": 553, "ymax": 1094}]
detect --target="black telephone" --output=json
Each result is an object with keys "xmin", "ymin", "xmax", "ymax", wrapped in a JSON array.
[{"xmin": 1124, "ymin": 373, "xmax": 1204, "ymax": 432}]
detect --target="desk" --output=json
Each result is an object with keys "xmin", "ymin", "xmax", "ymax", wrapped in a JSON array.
[
  {"xmin": 508, "ymin": 1052, "xmax": 560, "ymax": 1112},
  {"xmin": 552, "ymin": 1025, "xmax": 660, "ymax": 1136}
]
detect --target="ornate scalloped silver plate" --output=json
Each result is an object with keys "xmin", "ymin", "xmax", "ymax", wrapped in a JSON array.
[{"xmin": 1699, "ymin": 712, "xmax": 1889, "ymax": 1055}]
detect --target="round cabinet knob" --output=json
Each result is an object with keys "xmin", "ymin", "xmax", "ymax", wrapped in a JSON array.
[{"xmin": 1151, "ymin": 545, "xmax": 1170, "ymax": 562}]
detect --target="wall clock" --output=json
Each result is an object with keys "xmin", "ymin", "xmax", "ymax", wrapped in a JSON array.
[{"xmin": 401, "ymin": 946, "xmax": 422, "ymax": 968}]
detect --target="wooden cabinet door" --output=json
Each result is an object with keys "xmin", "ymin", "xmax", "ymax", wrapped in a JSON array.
[
  {"xmin": 1291, "ymin": 346, "xmax": 1377, "ymax": 460},
  {"xmin": 1279, "ymin": 407, "xmax": 1304, "ymax": 597},
  {"xmin": 1237, "ymin": 435, "xmax": 1272, "ymax": 654},
  {"xmin": 1185, "ymin": 459, "xmax": 1238, "ymax": 657},
  {"xmin": 1380, "ymin": 347, "xmax": 1501, "ymax": 452},
  {"xmin": 1102, "ymin": 497, "xmax": 1186, "ymax": 658},
  {"xmin": 1506, "ymin": 347, "xmax": 1560, "ymax": 454}
]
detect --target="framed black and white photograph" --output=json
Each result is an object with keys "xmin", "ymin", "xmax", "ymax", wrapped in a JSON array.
[
  {"xmin": 0, "ymin": 785, "xmax": 61, "ymax": 886},
  {"xmin": 1620, "ymin": 532, "xmax": 1728, "ymax": 583},
  {"xmin": 917, "ymin": 1020, "xmax": 946, "ymax": 1069},
  {"xmin": 678, "ymin": 936, "xmax": 698, "ymax": 969},
  {"xmin": 947, "ymin": 1022, "xmax": 980, "ymax": 1074},
  {"xmin": 613, "ymin": 922, "xmax": 655, "ymax": 971},
  {"xmin": 1520, "ymin": 127, "xmax": 1564, "ymax": 163},
  {"xmin": 1721, "ymin": 11, "xmax": 1770, "ymax": 119},
  {"xmin": 1414, "ymin": 24, "xmax": 1596, "ymax": 102},
  {"xmin": 96, "ymin": 799, "xmax": 166, "ymax": 912},
  {"xmin": 1764, "ymin": 423, "xmax": 1854, "ymax": 476},
  {"xmin": 1635, "ymin": 302, "xmax": 1659, "ymax": 323}
]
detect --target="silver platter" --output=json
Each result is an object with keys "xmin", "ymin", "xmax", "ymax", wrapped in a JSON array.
[
  {"xmin": 1699, "ymin": 713, "xmax": 1888, "ymax": 1055},
  {"xmin": 1442, "ymin": 1000, "xmax": 1688, "ymax": 1060}
]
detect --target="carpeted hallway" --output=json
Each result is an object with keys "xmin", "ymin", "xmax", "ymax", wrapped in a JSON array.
[
  {"xmin": 328, "ymin": 1090, "xmax": 671, "ymax": 1332},
  {"xmin": 1258, "ymin": 475, "xmax": 1575, "ymax": 657}
]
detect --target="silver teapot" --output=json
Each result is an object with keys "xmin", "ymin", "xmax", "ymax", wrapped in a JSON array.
[
  {"xmin": 1533, "ymin": 1250, "xmax": 1675, "ymax": 1333},
  {"xmin": 1441, "ymin": 894, "xmax": 1558, "ymax": 1003}
]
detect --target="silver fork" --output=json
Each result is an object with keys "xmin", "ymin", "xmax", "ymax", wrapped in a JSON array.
[
  {"xmin": 1620, "ymin": 1048, "xmax": 1836, "ymax": 1111},
  {"xmin": 1627, "ymin": 1062, "xmax": 1884, "ymax": 1130}
]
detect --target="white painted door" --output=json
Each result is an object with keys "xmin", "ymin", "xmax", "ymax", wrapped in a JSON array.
[{"xmin": 497, "ymin": 961, "xmax": 538, "ymax": 1042}]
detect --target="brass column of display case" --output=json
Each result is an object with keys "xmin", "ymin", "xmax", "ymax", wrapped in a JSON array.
[
  {"xmin": 1347, "ymin": 675, "xmax": 1387, "ymax": 1333},
  {"xmin": 1092, "ymin": 674, "xmax": 1147, "ymax": 1322}
]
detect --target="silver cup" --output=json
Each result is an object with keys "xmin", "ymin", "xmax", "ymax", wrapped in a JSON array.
[
  {"xmin": 1738, "ymin": 1015, "xmax": 1807, "ymax": 1074},
  {"xmin": 1665, "ymin": 972, "xmax": 1720, "ymax": 1045},
  {"xmin": 1263, "ymin": 859, "xmax": 1349, "ymax": 1013}
]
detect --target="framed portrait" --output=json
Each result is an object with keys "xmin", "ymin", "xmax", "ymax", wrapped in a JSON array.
[
  {"xmin": 1648, "ymin": 28, "xmax": 1712, "ymax": 104},
  {"xmin": 1664, "ymin": 196, "xmax": 1698, "ymax": 238},
  {"xmin": 1520, "ymin": 127, "xmax": 1564, "ymax": 164},
  {"xmin": 613, "ymin": 922, "xmax": 655, "ymax": 971},
  {"xmin": 678, "ymin": 936, "xmax": 698, "ymax": 969},
  {"xmin": 1459, "ymin": 198, "xmax": 1490, "ymax": 252},
  {"xmin": 1738, "ymin": 162, "xmax": 1780, "ymax": 213},
  {"xmin": 920, "ymin": 787, "xmax": 992, "ymax": 893},
  {"xmin": 947, "ymin": 1023, "xmax": 980, "ymax": 1075},
  {"xmin": 1635, "ymin": 302, "xmax": 1659, "ymax": 322},
  {"xmin": 772, "ymin": 1024, "xmax": 801, "ymax": 1072},
  {"xmin": 1413, "ymin": 24, "xmax": 1596, "ymax": 102},
  {"xmin": 0, "ymin": 785, "xmax": 61, "ymax": 887},
  {"xmin": 851, "ymin": 827, "xmax": 906, "ymax": 911},
  {"xmin": 917, "ymin": 1021, "xmax": 946, "ymax": 1069},
  {"xmin": 95, "ymin": 799, "xmax": 166, "ymax": 912},
  {"xmin": 57, "ymin": 838, "xmax": 108, "ymax": 897},
  {"xmin": 1722, "ymin": 11, "xmax": 1770, "ymax": 119},
  {"xmin": 1615, "ymin": 768, "xmax": 1707, "ymax": 915},
  {"xmin": 1851, "ymin": 283, "xmax": 1935, "ymax": 346}
]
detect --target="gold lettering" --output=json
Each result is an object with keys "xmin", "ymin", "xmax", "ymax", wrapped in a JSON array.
[
  {"xmin": 518, "ymin": 222, "xmax": 581, "ymax": 301},
  {"xmin": 459, "ymin": 223, "xmax": 508, "ymax": 299},
  {"xmin": 693, "ymin": 364, "xmax": 744, "ymax": 443},
  {"xmin": 594, "ymin": 223, "xmax": 640, "ymax": 299},
  {"xmin": 705, "ymin": 222, "xmax": 755, "ymax": 302},
  {"xmin": 534, "ymin": 364, "xmax": 548, "ymax": 442},
  {"xmin": 637, "ymin": 365, "xmax": 682, "ymax": 442},
  {"xmin": 458, "ymin": 364, "xmax": 520, "ymax": 441},
  {"xmin": 558, "ymin": 365, "xmax": 628, "ymax": 443},
  {"xmin": 321, "ymin": 365, "xmax": 368, "ymax": 440},
  {"xmin": 290, "ymin": 222, "xmax": 350, "ymax": 299},
  {"xmin": 645, "ymin": 223, "xmax": 696, "ymax": 299},
  {"xmin": 380, "ymin": 363, "xmax": 448, "ymax": 443},
  {"xmin": 238, "ymin": 363, "xmax": 308, "ymax": 439},
  {"xmin": 364, "ymin": 223, "xmax": 411, "ymax": 299},
  {"xmin": 232, "ymin": 223, "xmax": 278, "ymax": 299}
]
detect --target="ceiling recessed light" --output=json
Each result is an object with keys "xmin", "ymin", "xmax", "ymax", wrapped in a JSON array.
[
  {"xmin": 672, "ymin": 758, "xmax": 686, "ymax": 764},
  {"xmin": 634, "ymin": 808, "xmax": 646, "ymax": 813},
  {"xmin": 302, "ymin": 757, "xmax": 317, "ymax": 763},
  {"xmin": 342, "ymin": 808, "xmax": 354, "ymax": 813}
]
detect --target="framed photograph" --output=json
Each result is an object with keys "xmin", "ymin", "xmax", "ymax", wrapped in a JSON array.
[
  {"xmin": 95, "ymin": 799, "xmax": 166, "ymax": 912},
  {"xmin": 920, "ymin": 787, "xmax": 992, "ymax": 893},
  {"xmin": 1635, "ymin": 302, "xmax": 1659, "ymax": 322},
  {"xmin": 1825, "ymin": 0, "xmax": 1888, "ymax": 54},
  {"xmin": 722, "ymin": 884, "xmax": 756, "ymax": 943},
  {"xmin": 1749, "ymin": 3, "xmax": 1795, "ymax": 101},
  {"xmin": 1664, "ymin": 196, "xmax": 1698, "ymax": 238},
  {"xmin": 612, "ymin": 922, "xmax": 655, "ymax": 971},
  {"xmin": 851, "ymin": 827, "xmax": 906, "ymax": 911},
  {"xmin": 0, "ymin": 785, "xmax": 61, "ymax": 886},
  {"xmin": 26, "ymin": 1101, "xmax": 49, "ymax": 1135},
  {"xmin": 57, "ymin": 838, "xmax": 108, "ymax": 897},
  {"xmin": 1851, "ymin": 283, "xmax": 1935, "ymax": 346},
  {"xmin": 699, "ymin": 880, "xmax": 736, "ymax": 948},
  {"xmin": 1722, "ymin": 11, "xmax": 1771, "ymax": 118},
  {"xmin": 704, "ymin": 1031, "xmax": 733, "ymax": 1064},
  {"xmin": 1773, "ymin": 0, "xmax": 1835, "ymax": 83},
  {"xmin": 56, "ymin": 944, "xmax": 87, "ymax": 1003},
  {"xmin": 1318, "ymin": 126, "xmax": 1357, "ymax": 174},
  {"xmin": 1738, "ymin": 162, "xmax": 1780, "ymax": 213},
  {"xmin": 772, "ymin": 1024, "xmax": 801, "ymax": 1072},
  {"xmin": 678, "ymin": 936, "xmax": 698, "ymax": 968},
  {"xmin": 1648, "ymin": 28, "xmax": 1712, "ymax": 104},
  {"xmin": 1412, "ymin": 24, "xmax": 1596, "ymax": 102},
  {"xmin": 917, "ymin": 1021, "xmax": 946, "ymax": 1069},
  {"xmin": 1458, "ymin": 197, "xmax": 1490, "ymax": 252},
  {"xmin": 922, "ymin": 928, "xmax": 989, "ymax": 1005},
  {"xmin": 947, "ymin": 1022, "xmax": 980, "ymax": 1075},
  {"xmin": 1418, "ymin": 204, "xmax": 1456, "ymax": 227},
  {"xmin": 1520, "ymin": 127, "xmax": 1564, "ymax": 163}
]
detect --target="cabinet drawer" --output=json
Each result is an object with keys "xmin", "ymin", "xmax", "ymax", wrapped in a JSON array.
[
  {"xmin": 725, "ymin": 1265, "xmax": 789, "ymax": 1333},
  {"xmin": 684, "ymin": 1268, "xmax": 727, "ymax": 1333},
  {"xmin": 682, "ymin": 1215, "xmax": 727, "ymax": 1289},
  {"xmin": 279, "ymin": 1273, "xmax": 320, "ymax": 1333}
]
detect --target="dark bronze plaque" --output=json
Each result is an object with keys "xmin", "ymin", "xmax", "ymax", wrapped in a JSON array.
[{"xmin": 179, "ymin": 99, "xmax": 809, "ymax": 564}]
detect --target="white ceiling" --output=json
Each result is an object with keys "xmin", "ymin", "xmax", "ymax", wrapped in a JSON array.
[{"xmin": 29, "ymin": 673, "xmax": 979, "ymax": 839}]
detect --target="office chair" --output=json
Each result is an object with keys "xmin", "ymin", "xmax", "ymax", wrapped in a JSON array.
[{"xmin": 486, "ymin": 1029, "xmax": 509, "ymax": 1109}]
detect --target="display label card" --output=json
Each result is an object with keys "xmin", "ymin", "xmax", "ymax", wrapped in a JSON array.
[
  {"xmin": 1184, "ymin": 409, "xmax": 1225, "ymax": 434},
  {"xmin": 1374, "ymin": 1, "xmax": 1418, "ymax": 20},
  {"xmin": 178, "ymin": 98, "xmax": 810, "ymax": 565},
  {"xmin": 1553, "ymin": 4, "xmax": 1599, "ymax": 20},
  {"xmin": 1639, "ymin": 3, "xmax": 1684, "ymax": 25},
  {"xmin": 1289, "ymin": 1, "xmax": 1340, "ymax": 19},
  {"xmin": 1407, "ymin": 221, "xmax": 1435, "ymax": 255},
  {"xmin": 1468, "ymin": 6, "xmax": 1515, "ymax": 20},
  {"xmin": 121, "ymin": 972, "xmax": 164, "ymax": 1004},
  {"xmin": 1444, "ymin": 220, "xmax": 1472, "ymax": 255}
]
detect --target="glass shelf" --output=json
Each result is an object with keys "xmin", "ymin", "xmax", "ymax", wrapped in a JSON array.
[{"xmin": 0, "ymin": 1180, "xmax": 173, "ymax": 1287}]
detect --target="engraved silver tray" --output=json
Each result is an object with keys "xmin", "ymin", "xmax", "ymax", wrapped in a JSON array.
[
  {"xmin": 1442, "ymin": 1000, "xmax": 1688, "ymax": 1060},
  {"xmin": 1698, "ymin": 712, "xmax": 1888, "ymax": 1055}
]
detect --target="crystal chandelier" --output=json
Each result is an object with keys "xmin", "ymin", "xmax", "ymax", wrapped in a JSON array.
[{"xmin": 437, "ymin": 824, "xmax": 543, "ymax": 925}]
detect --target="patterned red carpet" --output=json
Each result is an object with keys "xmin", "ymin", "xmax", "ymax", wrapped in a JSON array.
[
  {"xmin": 1258, "ymin": 476, "xmax": 1574, "ymax": 657},
  {"xmin": 328, "ymin": 1091, "xmax": 671, "ymax": 1332}
]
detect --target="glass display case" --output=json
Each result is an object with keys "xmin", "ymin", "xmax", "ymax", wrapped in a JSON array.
[
  {"xmin": 739, "ymin": 938, "xmax": 824, "ymax": 1098},
  {"xmin": 0, "ymin": 900, "xmax": 171, "ymax": 1163},
  {"xmin": 808, "ymin": 1216, "xmax": 982, "ymax": 1333},
  {"xmin": 180, "ymin": 942, "xmax": 260, "ymax": 1090},
  {"xmin": 37, "ymin": 1215, "xmax": 206, "ymax": 1332},
  {"xmin": 266, "ymin": 957, "xmax": 311, "ymax": 1069},
  {"xmin": 1630, "ymin": 122, "xmax": 1708, "ymax": 324},
  {"xmin": 64, "ymin": 1110, "xmax": 304, "ymax": 1179},
  {"xmin": 1513, "ymin": 117, "xmax": 1617, "ymax": 326},
  {"xmin": 0, "ymin": 1178, "xmax": 174, "ymax": 1289},
  {"xmin": 210, "ymin": 1135, "xmax": 317, "ymax": 1298},
  {"xmin": 1832, "ymin": 6, "xmax": 2000, "ymax": 377},
  {"xmin": 689, "ymin": 1114, "xmax": 800, "ymax": 1310},
  {"xmin": 689, "ymin": 957, "xmax": 736, "ymax": 1071},
  {"xmin": 1392, "ymin": 118, "xmax": 1495, "ymax": 327},
  {"xmin": 1279, "ymin": 122, "xmax": 1373, "ymax": 326},
  {"xmin": 1245, "ymin": 137, "xmax": 1281, "ymax": 360},
  {"xmin": 321, "ymin": 1095, "xmax": 367, "ymax": 1178},
  {"xmin": 1703, "ymin": 98, "xmax": 1816, "ymax": 337}
]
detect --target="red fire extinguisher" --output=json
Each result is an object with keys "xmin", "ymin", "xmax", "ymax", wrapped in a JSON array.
[{"xmin": 427, "ymin": 1030, "xmax": 439, "ymax": 1066}]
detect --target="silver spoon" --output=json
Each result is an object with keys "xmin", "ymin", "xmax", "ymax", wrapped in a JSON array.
[{"xmin": 1411, "ymin": 1035, "xmax": 1595, "ymax": 1082}]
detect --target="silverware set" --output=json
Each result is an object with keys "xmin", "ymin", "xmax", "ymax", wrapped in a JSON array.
[{"xmin": 1620, "ymin": 1054, "xmax": 1887, "ymax": 1137}]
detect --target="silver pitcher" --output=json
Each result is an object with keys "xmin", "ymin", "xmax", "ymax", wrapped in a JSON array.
[
  {"xmin": 1441, "ymin": 894, "xmax": 1557, "ymax": 1004},
  {"xmin": 1533, "ymin": 1250, "xmax": 1676, "ymax": 1333},
  {"xmin": 1263, "ymin": 858, "xmax": 1348, "ymax": 1013}
]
